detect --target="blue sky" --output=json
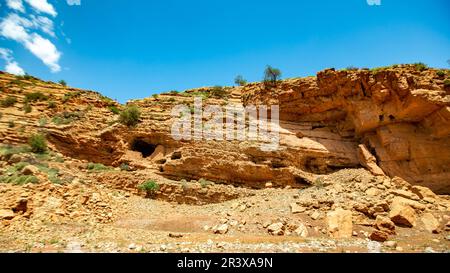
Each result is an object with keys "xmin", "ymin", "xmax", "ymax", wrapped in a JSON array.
[{"xmin": 1, "ymin": 0, "xmax": 449, "ymax": 103}]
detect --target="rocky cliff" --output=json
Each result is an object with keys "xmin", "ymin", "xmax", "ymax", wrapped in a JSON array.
[{"xmin": 1, "ymin": 64, "xmax": 449, "ymax": 193}]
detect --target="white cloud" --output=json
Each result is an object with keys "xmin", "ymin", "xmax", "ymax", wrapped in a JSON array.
[
  {"xmin": 0, "ymin": 13, "xmax": 61, "ymax": 72},
  {"xmin": 6, "ymin": 0, "xmax": 25, "ymax": 12},
  {"xmin": 1, "ymin": 0, "xmax": 79, "ymax": 74},
  {"xmin": 25, "ymin": 34, "xmax": 61, "ymax": 72},
  {"xmin": 30, "ymin": 15, "xmax": 55, "ymax": 37},
  {"xmin": 24, "ymin": 0, "xmax": 57, "ymax": 17},
  {"xmin": 0, "ymin": 48, "xmax": 25, "ymax": 75},
  {"xmin": 66, "ymin": 0, "xmax": 81, "ymax": 6},
  {"xmin": 5, "ymin": 61, "xmax": 26, "ymax": 75}
]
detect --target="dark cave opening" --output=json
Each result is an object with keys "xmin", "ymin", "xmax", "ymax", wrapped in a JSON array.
[{"xmin": 131, "ymin": 139, "xmax": 157, "ymax": 158}]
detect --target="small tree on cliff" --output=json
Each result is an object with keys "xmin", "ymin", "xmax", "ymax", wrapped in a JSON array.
[
  {"xmin": 234, "ymin": 75, "xmax": 247, "ymax": 86},
  {"xmin": 263, "ymin": 65, "xmax": 282, "ymax": 85}
]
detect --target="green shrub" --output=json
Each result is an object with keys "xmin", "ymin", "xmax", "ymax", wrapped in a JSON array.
[
  {"xmin": 108, "ymin": 105, "xmax": 120, "ymax": 115},
  {"xmin": 0, "ymin": 174, "xmax": 39, "ymax": 185},
  {"xmin": 263, "ymin": 65, "xmax": 282, "ymax": 85},
  {"xmin": 47, "ymin": 101, "xmax": 56, "ymax": 108},
  {"xmin": 120, "ymin": 163, "xmax": 130, "ymax": 171},
  {"xmin": 436, "ymin": 70, "xmax": 446, "ymax": 77},
  {"xmin": 0, "ymin": 145, "xmax": 29, "ymax": 156},
  {"xmin": 14, "ymin": 162, "xmax": 29, "ymax": 172},
  {"xmin": 52, "ymin": 111, "xmax": 84, "ymax": 125},
  {"xmin": 28, "ymin": 134, "xmax": 47, "ymax": 154},
  {"xmin": 168, "ymin": 90, "xmax": 179, "ymax": 95},
  {"xmin": 234, "ymin": 75, "xmax": 247, "ymax": 86},
  {"xmin": 346, "ymin": 66, "xmax": 358, "ymax": 71},
  {"xmin": 25, "ymin": 92, "xmax": 48, "ymax": 103},
  {"xmin": 210, "ymin": 86, "xmax": 227, "ymax": 98},
  {"xmin": 1, "ymin": 96, "xmax": 17, "ymax": 107},
  {"xmin": 119, "ymin": 105, "xmax": 141, "ymax": 127},
  {"xmin": 414, "ymin": 62, "xmax": 428, "ymax": 72},
  {"xmin": 199, "ymin": 178, "xmax": 212, "ymax": 188},
  {"xmin": 38, "ymin": 117, "xmax": 47, "ymax": 127},
  {"xmin": 59, "ymin": 80, "xmax": 67, "ymax": 87},
  {"xmin": 444, "ymin": 79, "xmax": 450, "ymax": 87},
  {"xmin": 138, "ymin": 180, "xmax": 160, "ymax": 193},
  {"xmin": 62, "ymin": 91, "xmax": 82, "ymax": 103},
  {"xmin": 87, "ymin": 162, "xmax": 111, "ymax": 172},
  {"xmin": 37, "ymin": 165, "xmax": 62, "ymax": 184},
  {"xmin": 23, "ymin": 103, "xmax": 32, "ymax": 113}
]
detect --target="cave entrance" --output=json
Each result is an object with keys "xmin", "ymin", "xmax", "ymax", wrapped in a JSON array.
[{"xmin": 131, "ymin": 139, "xmax": 157, "ymax": 158}]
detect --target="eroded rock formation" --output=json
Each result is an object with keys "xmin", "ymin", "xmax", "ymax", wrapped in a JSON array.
[{"xmin": 1, "ymin": 65, "xmax": 449, "ymax": 193}]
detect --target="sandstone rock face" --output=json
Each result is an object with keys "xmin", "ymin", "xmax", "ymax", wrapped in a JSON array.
[
  {"xmin": 243, "ymin": 66, "xmax": 450, "ymax": 193},
  {"xmin": 327, "ymin": 208, "xmax": 353, "ymax": 239},
  {"xmin": 1, "ymin": 65, "xmax": 449, "ymax": 193}
]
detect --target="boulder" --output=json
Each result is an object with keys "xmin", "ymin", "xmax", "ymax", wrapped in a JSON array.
[
  {"xmin": 391, "ymin": 196, "xmax": 426, "ymax": 211},
  {"xmin": 213, "ymin": 224, "xmax": 229, "ymax": 235},
  {"xmin": 290, "ymin": 203, "xmax": 306, "ymax": 214},
  {"xmin": 326, "ymin": 208, "xmax": 353, "ymax": 239},
  {"xmin": 389, "ymin": 202, "xmax": 417, "ymax": 228},
  {"xmin": 370, "ymin": 230, "xmax": 389, "ymax": 242},
  {"xmin": 294, "ymin": 223, "xmax": 309, "ymax": 238},
  {"xmin": 0, "ymin": 209, "xmax": 15, "ymax": 220},
  {"xmin": 411, "ymin": 186, "xmax": 437, "ymax": 200},
  {"xmin": 421, "ymin": 213, "xmax": 440, "ymax": 234},
  {"xmin": 374, "ymin": 215, "xmax": 396, "ymax": 235},
  {"xmin": 390, "ymin": 189, "xmax": 420, "ymax": 201},
  {"xmin": 267, "ymin": 222, "xmax": 285, "ymax": 236},
  {"xmin": 357, "ymin": 144, "xmax": 385, "ymax": 176},
  {"xmin": 8, "ymin": 154, "xmax": 23, "ymax": 164},
  {"xmin": 21, "ymin": 165, "xmax": 40, "ymax": 176}
]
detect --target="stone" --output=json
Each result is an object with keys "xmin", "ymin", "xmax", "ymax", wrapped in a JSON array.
[
  {"xmin": 290, "ymin": 203, "xmax": 306, "ymax": 214},
  {"xmin": 365, "ymin": 188, "xmax": 380, "ymax": 197},
  {"xmin": 267, "ymin": 222, "xmax": 285, "ymax": 236},
  {"xmin": 265, "ymin": 182, "xmax": 273, "ymax": 188},
  {"xmin": 391, "ymin": 177, "xmax": 411, "ymax": 189},
  {"xmin": 326, "ymin": 208, "xmax": 353, "ymax": 239},
  {"xmin": 389, "ymin": 202, "xmax": 417, "ymax": 228},
  {"xmin": 370, "ymin": 230, "xmax": 389, "ymax": 242},
  {"xmin": 8, "ymin": 154, "xmax": 22, "ymax": 164},
  {"xmin": 213, "ymin": 224, "xmax": 229, "ymax": 235},
  {"xmin": 0, "ymin": 209, "xmax": 14, "ymax": 220},
  {"xmin": 391, "ymin": 196, "xmax": 426, "ymax": 211},
  {"xmin": 383, "ymin": 241, "xmax": 398, "ymax": 248},
  {"xmin": 421, "ymin": 213, "xmax": 440, "ymax": 234},
  {"xmin": 310, "ymin": 211, "xmax": 322, "ymax": 220},
  {"xmin": 128, "ymin": 243, "xmax": 136, "ymax": 250},
  {"xmin": 294, "ymin": 223, "xmax": 309, "ymax": 238},
  {"xmin": 411, "ymin": 186, "xmax": 437, "ymax": 200},
  {"xmin": 390, "ymin": 189, "xmax": 420, "ymax": 201},
  {"xmin": 21, "ymin": 165, "xmax": 40, "ymax": 176},
  {"xmin": 374, "ymin": 215, "xmax": 396, "ymax": 235},
  {"xmin": 357, "ymin": 144, "xmax": 385, "ymax": 176}
]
